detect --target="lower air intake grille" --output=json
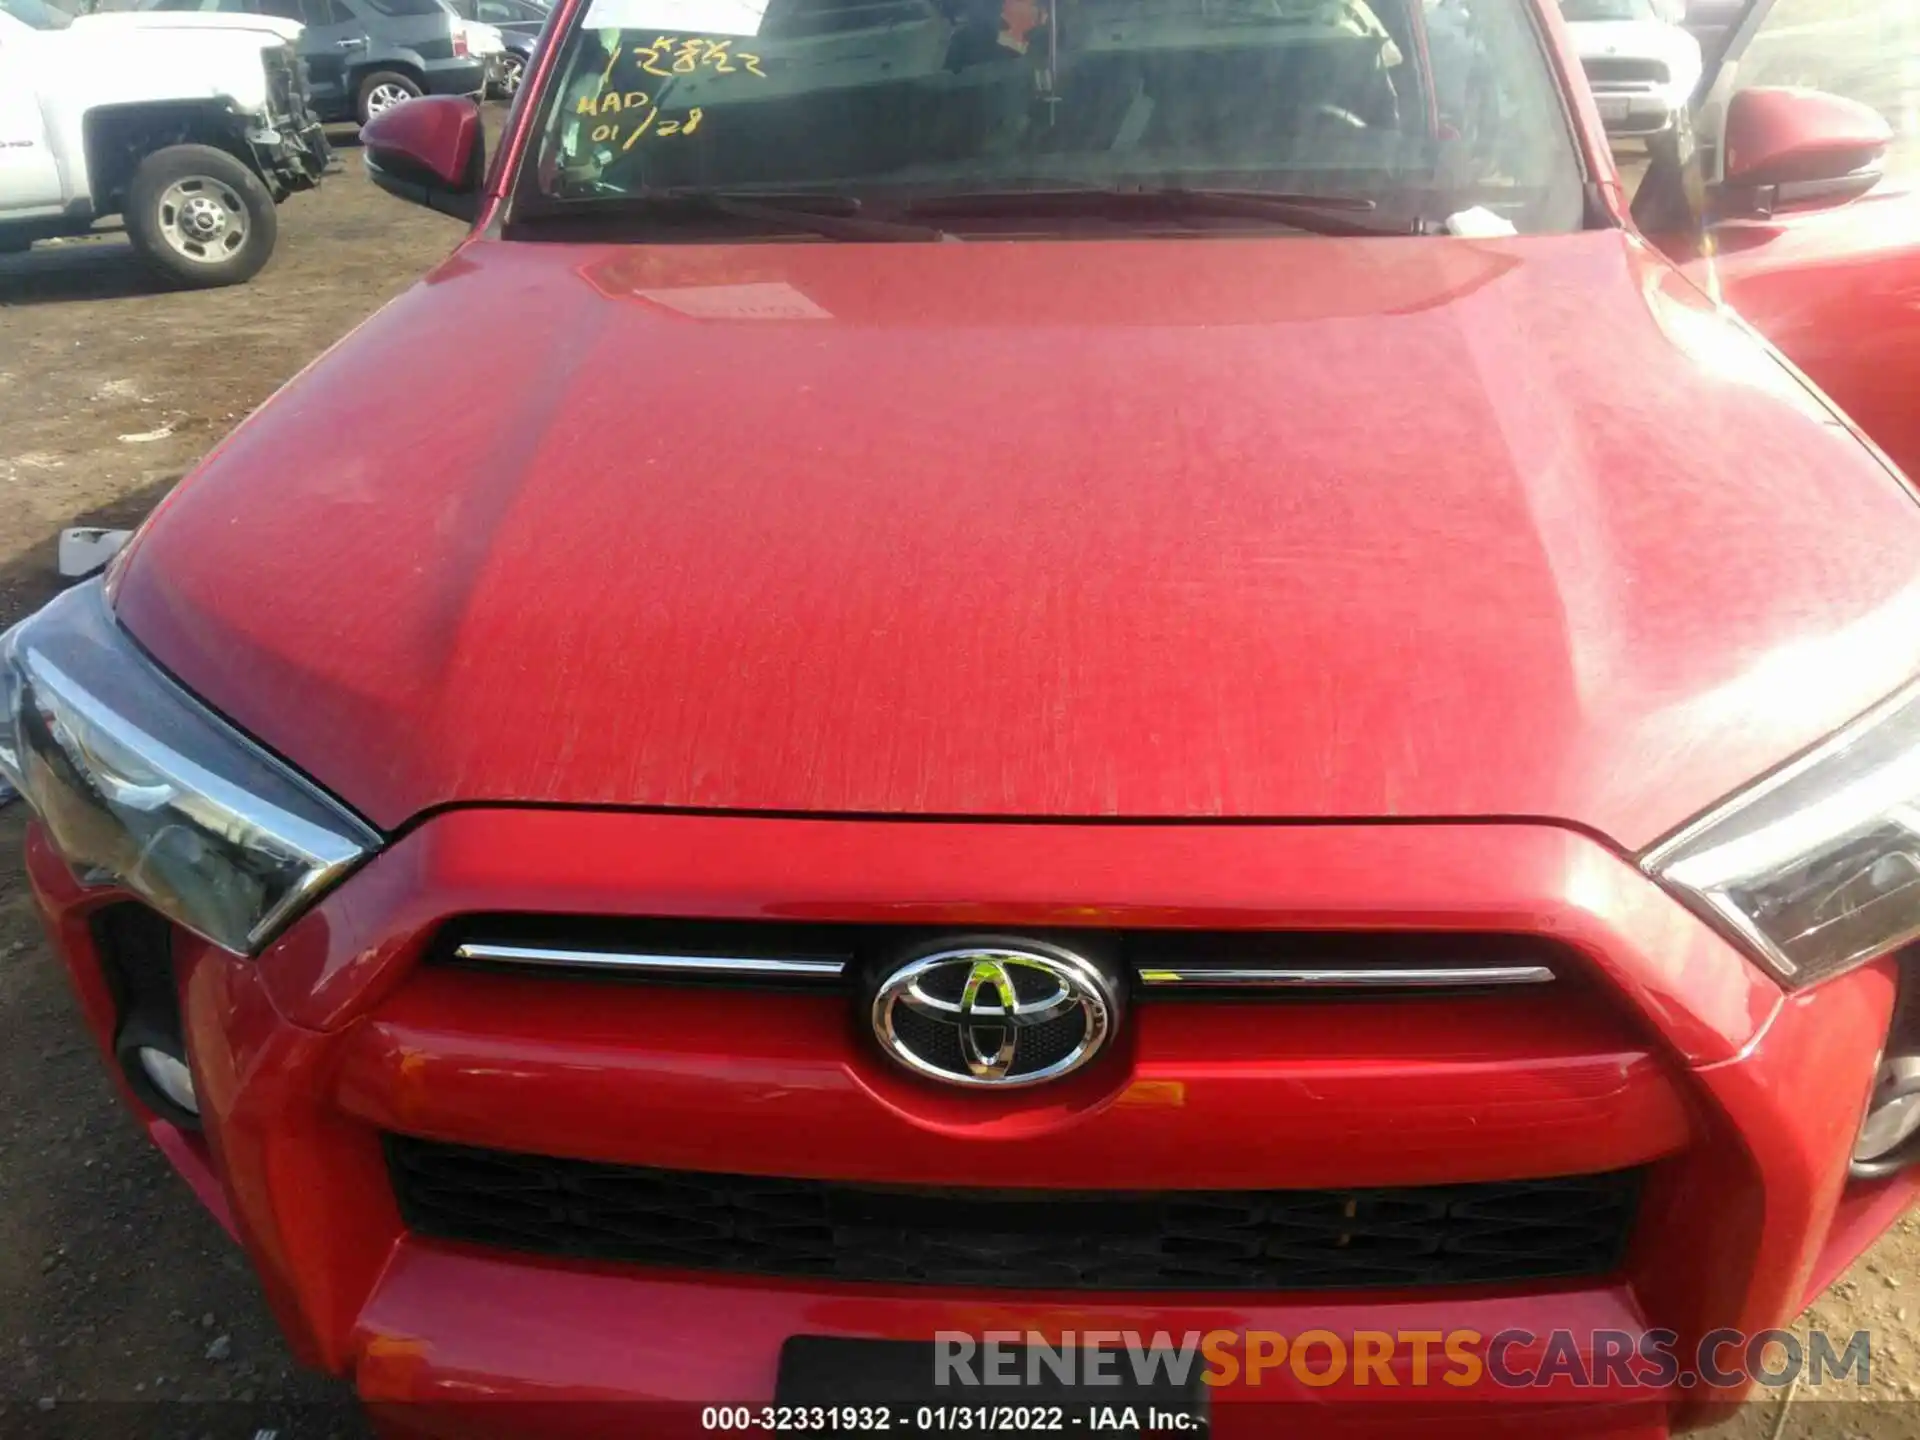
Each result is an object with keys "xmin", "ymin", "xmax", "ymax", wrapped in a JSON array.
[
  {"xmin": 1582, "ymin": 56, "xmax": 1669, "ymax": 85},
  {"xmin": 387, "ymin": 1138, "xmax": 1639, "ymax": 1291}
]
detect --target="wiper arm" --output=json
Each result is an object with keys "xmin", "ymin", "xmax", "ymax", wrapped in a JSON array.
[
  {"xmin": 523, "ymin": 188, "xmax": 952, "ymax": 242},
  {"xmin": 903, "ymin": 187, "xmax": 1430, "ymax": 237},
  {"xmin": 664, "ymin": 190, "xmax": 956, "ymax": 242}
]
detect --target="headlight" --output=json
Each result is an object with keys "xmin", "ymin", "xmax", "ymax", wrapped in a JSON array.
[
  {"xmin": 0, "ymin": 582, "xmax": 378, "ymax": 955},
  {"xmin": 1642, "ymin": 678, "xmax": 1920, "ymax": 989}
]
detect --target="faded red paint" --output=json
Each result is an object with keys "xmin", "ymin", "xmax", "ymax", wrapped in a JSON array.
[
  {"xmin": 114, "ymin": 231, "xmax": 1920, "ymax": 841},
  {"xmin": 1692, "ymin": 183, "xmax": 1920, "ymax": 483}
]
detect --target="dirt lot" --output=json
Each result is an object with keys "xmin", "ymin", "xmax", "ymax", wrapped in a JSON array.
[
  {"xmin": 1, "ymin": 114, "xmax": 1918, "ymax": 1440},
  {"xmin": 0, "ymin": 120, "xmax": 451, "ymax": 1440}
]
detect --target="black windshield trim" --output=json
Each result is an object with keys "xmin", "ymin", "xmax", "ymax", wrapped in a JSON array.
[
  {"xmin": 511, "ymin": 188, "xmax": 954, "ymax": 240},
  {"xmin": 899, "ymin": 185, "xmax": 1428, "ymax": 237}
]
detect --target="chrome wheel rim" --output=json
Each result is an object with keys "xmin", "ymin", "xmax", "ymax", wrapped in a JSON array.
[
  {"xmin": 500, "ymin": 55, "xmax": 524, "ymax": 96},
  {"xmin": 365, "ymin": 81, "xmax": 416, "ymax": 116},
  {"xmin": 155, "ymin": 176, "xmax": 248, "ymax": 265}
]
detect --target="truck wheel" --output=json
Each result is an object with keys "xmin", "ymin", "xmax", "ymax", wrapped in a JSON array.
[
  {"xmin": 358, "ymin": 70, "xmax": 424, "ymax": 124},
  {"xmin": 124, "ymin": 144, "xmax": 278, "ymax": 289}
]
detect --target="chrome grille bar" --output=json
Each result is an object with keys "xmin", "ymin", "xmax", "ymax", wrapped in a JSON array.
[
  {"xmin": 452, "ymin": 943, "xmax": 848, "ymax": 979},
  {"xmin": 1136, "ymin": 964, "xmax": 1554, "ymax": 989},
  {"xmin": 451, "ymin": 943, "xmax": 1554, "ymax": 991}
]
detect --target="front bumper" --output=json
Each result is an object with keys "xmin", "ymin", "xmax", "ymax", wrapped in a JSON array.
[
  {"xmin": 252, "ymin": 41, "xmax": 329, "ymax": 197},
  {"xmin": 248, "ymin": 118, "xmax": 330, "ymax": 198},
  {"xmin": 1592, "ymin": 89, "xmax": 1683, "ymax": 138},
  {"xmin": 25, "ymin": 809, "xmax": 1918, "ymax": 1436}
]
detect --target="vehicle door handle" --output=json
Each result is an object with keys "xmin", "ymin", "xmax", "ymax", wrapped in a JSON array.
[{"xmin": 337, "ymin": 37, "xmax": 367, "ymax": 47}]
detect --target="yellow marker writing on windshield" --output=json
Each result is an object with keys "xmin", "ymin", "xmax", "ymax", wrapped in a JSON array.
[
  {"xmin": 638, "ymin": 34, "xmax": 675, "ymax": 77},
  {"xmin": 620, "ymin": 109, "xmax": 656, "ymax": 148},
  {"xmin": 628, "ymin": 35, "xmax": 766, "ymax": 80},
  {"xmin": 618, "ymin": 107, "xmax": 701, "ymax": 148},
  {"xmin": 656, "ymin": 108, "xmax": 703, "ymax": 137},
  {"xmin": 580, "ymin": 90, "xmax": 650, "ymax": 115}
]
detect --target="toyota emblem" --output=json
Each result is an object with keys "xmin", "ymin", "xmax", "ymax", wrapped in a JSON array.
[{"xmin": 870, "ymin": 941, "xmax": 1119, "ymax": 1088}]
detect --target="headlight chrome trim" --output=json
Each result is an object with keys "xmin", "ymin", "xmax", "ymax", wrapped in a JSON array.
[
  {"xmin": 1, "ymin": 581, "xmax": 381, "ymax": 956},
  {"xmin": 1641, "ymin": 673, "xmax": 1920, "ymax": 990}
]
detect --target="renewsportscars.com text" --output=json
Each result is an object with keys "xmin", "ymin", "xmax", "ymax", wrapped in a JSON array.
[{"xmin": 933, "ymin": 1328, "xmax": 1871, "ymax": 1391}]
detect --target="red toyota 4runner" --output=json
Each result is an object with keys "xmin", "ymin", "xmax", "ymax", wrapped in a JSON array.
[{"xmin": 6, "ymin": 0, "xmax": 1920, "ymax": 1435}]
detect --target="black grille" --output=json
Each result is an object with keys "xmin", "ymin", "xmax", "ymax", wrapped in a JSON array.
[
  {"xmin": 1583, "ymin": 56, "xmax": 1669, "ymax": 85},
  {"xmin": 387, "ymin": 1138, "xmax": 1639, "ymax": 1291}
]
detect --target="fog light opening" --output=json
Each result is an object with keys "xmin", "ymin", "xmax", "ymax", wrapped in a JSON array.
[
  {"xmin": 114, "ymin": 1019, "xmax": 200, "ymax": 1130},
  {"xmin": 136, "ymin": 1045, "xmax": 198, "ymax": 1117},
  {"xmin": 1851, "ymin": 1055, "xmax": 1920, "ymax": 1179}
]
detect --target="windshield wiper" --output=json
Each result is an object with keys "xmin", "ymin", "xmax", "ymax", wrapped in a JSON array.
[
  {"xmin": 523, "ymin": 188, "xmax": 952, "ymax": 242},
  {"xmin": 902, "ymin": 187, "xmax": 1432, "ymax": 237}
]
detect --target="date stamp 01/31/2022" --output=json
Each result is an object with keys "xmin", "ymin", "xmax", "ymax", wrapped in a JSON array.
[
  {"xmin": 684, "ymin": 1322, "xmax": 1881, "ymax": 1435},
  {"xmin": 701, "ymin": 1405, "xmax": 1204, "ymax": 1434}
]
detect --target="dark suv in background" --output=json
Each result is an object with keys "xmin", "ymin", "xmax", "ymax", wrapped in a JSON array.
[{"xmin": 140, "ymin": 0, "xmax": 486, "ymax": 123}]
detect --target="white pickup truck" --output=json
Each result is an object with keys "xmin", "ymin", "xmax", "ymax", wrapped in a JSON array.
[{"xmin": 0, "ymin": 0, "xmax": 328, "ymax": 286}]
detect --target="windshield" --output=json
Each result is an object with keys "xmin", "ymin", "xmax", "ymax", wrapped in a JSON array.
[{"xmin": 526, "ymin": 0, "xmax": 1587, "ymax": 235}]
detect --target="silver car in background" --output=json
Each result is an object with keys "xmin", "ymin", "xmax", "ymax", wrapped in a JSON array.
[{"xmin": 1561, "ymin": 0, "xmax": 1704, "ymax": 136}]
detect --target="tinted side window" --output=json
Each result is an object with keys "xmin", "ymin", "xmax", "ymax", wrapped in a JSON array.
[
  {"xmin": 301, "ymin": 0, "xmax": 356, "ymax": 21},
  {"xmin": 259, "ymin": 0, "xmax": 303, "ymax": 17},
  {"xmin": 362, "ymin": 0, "xmax": 446, "ymax": 15},
  {"xmin": 1737, "ymin": 0, "xmax": 1920, "ymax": 178}
]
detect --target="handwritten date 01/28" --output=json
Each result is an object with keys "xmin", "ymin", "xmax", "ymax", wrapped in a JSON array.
[{"xmin": 586, "ymin": 104, "xmax": 705, "ymax": 147}]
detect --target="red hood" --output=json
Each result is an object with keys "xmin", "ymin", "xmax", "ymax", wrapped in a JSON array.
[{"xmin": 115, "ymin": 231, "xmax": 1920, "ymax": 843}]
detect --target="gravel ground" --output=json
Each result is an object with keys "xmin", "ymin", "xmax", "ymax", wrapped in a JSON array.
[
  {"xmin": 0, "ymin": 118, "xmax": 453, "ymax": 1440},
  {"xmin": 0, "ymin": 111, "xmax": 1917, "ymax": 1440}
]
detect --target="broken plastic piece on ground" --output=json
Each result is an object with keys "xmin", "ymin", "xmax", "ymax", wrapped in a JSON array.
[{"xmin": 57, "ymin": 528, "xmax": 134, "ymax": 580}]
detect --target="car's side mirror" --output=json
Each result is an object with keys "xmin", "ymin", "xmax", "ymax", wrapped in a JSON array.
[
  {"xmin": 361, "ymin": 95, "xmax": 486, "ymax": 222},
  {"xmin": 1717, "ymin": 86, "xmax": 1892, "ymax": 218}
]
